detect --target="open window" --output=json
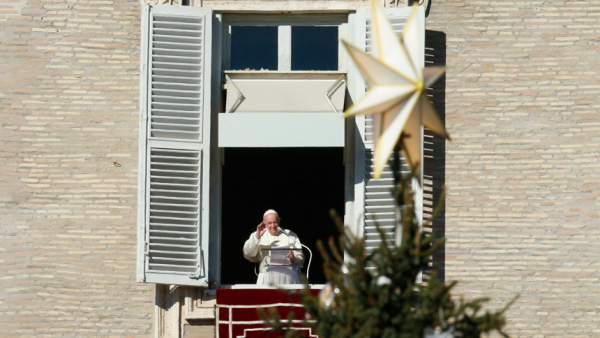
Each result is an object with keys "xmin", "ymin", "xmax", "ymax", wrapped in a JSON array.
[
  {"xmin": 220, "ymin": 148, "xmax": 344, "ymax": 285},
  {"xmin": 137, "ymin": 5, "xmax": 424, "ymax": 287}
]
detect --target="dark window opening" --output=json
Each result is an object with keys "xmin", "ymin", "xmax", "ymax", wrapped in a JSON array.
[
  {"xmin": 220, "ymin": 148, "xmax": 345, "ymax": 285},
  {"xmin": 230, "ymin": 26, "xmax": 278, "ymax": 71},
  {"xmin": 291, "ymin": 26, "xmax": 338, "ymax": 71}
]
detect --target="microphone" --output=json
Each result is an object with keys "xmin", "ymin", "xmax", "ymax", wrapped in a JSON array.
[{"xmin": 279, "ymin": 228, "xmax": 313, "ymax": 283}]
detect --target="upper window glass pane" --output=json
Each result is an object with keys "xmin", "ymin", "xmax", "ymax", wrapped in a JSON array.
[
  {"xmin": 291, "ymin": 26, "xmax": 338, "ymax": 71},
  {"xmin": 230, "ymin": 26, "xmax": 278, "ymax": 71}
]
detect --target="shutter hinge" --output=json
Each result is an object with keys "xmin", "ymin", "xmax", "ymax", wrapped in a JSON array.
[
  {"xmin": 144, "ymin": 241, "xmax": 149, "ymax": 256},
  {"xmin": 189, "ymin": 264, "xmax": 200, "ymax": 279}
]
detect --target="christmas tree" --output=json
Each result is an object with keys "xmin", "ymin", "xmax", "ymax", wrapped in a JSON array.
[{"xmin": 262, "ymin": 169, "xmax": 516, "ymax": 338}]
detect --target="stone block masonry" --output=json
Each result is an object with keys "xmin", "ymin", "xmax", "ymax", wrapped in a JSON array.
[
  {"xmin": 0, "ymin": 0, "xmax": 154, "ymax": 336},
  {"xmin": 2, "ymin": 0, "xmax": 600, "ymax": 337},
  {"xmin": 426, "ymin": 0, "xmax": 600, "ymax": 337},
  {"xmin": 0, "ymin": 0, "xmax": 26, "ymax": 21}
]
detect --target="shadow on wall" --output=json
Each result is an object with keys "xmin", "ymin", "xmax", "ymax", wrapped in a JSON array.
[{"xmin": 423, "ymin": 29, "xmax": 447, "ymax": 283}]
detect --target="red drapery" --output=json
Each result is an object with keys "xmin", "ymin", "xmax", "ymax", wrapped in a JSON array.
[{"xmin": 216, "ymin": 288, "xmax": 320, "ymax": 338}]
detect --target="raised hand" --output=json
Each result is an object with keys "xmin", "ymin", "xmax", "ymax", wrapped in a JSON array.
[{"xmin": 256, "ymin": 221, "xmax": 267, "ymax": 238}]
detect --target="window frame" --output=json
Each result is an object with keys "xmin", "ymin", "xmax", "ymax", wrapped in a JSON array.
[
  {"xmin": 221, "ymin": 14, "xmax": 349, "ymax": 72},
  {"xmin": 137, "ymin": 6, "xmax": 425, "ymax": 288}
]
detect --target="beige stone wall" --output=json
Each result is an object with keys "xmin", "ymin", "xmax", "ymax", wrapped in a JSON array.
[
  {"xmin": 0, "ymin": 0, "xmax": 154, "ymax": 336},
  {"xmin": 425, "ymin": 0, "xmax": 600, "ymax": 336},
  {"xmin": 2, "ymin": 0, "xmax": 600, "ymax": 337},
  {"xmin": 0, "ymin": 0, "xmax": 26, "ymax": 21}
]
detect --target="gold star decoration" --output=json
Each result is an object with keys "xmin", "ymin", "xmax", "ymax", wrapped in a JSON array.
[{"xmin": 342, "ymin": 0, "xmax": 450, "ymax": 181}]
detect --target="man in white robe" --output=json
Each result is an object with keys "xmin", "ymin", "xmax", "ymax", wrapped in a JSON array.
[{"xmin": 243, "ymin": 209, "xmax": 305, "ymax": 285}]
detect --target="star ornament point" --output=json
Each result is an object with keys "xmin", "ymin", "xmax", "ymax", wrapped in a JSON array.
[{"xmin": 343, "ymin": 0, "xmax": 450, "ymax": 181}]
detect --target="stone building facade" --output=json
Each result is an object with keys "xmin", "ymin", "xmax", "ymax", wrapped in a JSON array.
[{"xmin": 1, "ymin": 0, "xmax": 599, "ymax": 337}]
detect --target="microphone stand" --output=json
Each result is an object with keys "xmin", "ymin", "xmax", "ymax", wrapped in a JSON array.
[{"xmin": 279, "ymin": 228, "xmax": 313, "ymax": 283}]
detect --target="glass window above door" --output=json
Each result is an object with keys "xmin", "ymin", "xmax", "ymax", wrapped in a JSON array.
[
  {"xmin": 291, "ymin": 26, "xmax": 338, "ymax": 71},
  {"xmin": 230, "ymin": 26, "xmax": 278, "ymax": 71},
  {"xmin": 225, "ymin": 17, "xmax": 344, "ymax": 72}
]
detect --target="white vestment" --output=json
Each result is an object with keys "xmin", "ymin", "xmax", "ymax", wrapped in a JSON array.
[{"xmin": 243, "ymin": 228, "xmax": 305, "ymax": 285}]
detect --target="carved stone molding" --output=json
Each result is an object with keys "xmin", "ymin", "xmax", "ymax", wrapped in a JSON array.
[
  {"xmin": 155, "ymin": 285, "xmax": 216, "ymax": 338},
  {"xmin": 142, "ymin": 0, "xmax": 183, "ymax": 6}
]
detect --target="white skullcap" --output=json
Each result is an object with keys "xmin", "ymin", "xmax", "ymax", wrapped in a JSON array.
[{"xmin": 263, "ymin": 209, "xmax": 279, "ymax": 218}]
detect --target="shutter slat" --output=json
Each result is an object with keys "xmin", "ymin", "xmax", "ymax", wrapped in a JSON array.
[
  {"xmin": 149, "ymin": 249, "xmax": 198, "ymax": 257},
  {"xmin": 151, "ymin": 153, "xmax": 200, "ymax": 160},
  {"xmin": 150, "ymin": 235, "xmax": 197, "ymax": 243},
  {"xmin": 150, "ymin": 219, "xmax": 197, "ymax": 226},
  {"xmin": 148, "ymin": 263, "xmax": 197, "ymax": 273},
  {"xmin": 149, "ymin": 221, "xmax": 197, "ymax": 228},
  {"xmin": 151, "ymin": 109, "xmax": 202, "ymax": 117},
  {"xmin": 152, "ymin": 102, "xmax": 200, "ymax": 111},
  {"xmin": 152, "ymin": 117, "xmax": 201, "ymax": 124},
  {"xmin": 152, "ymin": 81, "xmax": 201, "ymax": 90},
  {"xmin": 153, "ymin": 55, "xmax": 202, "ymax": 64},
  {"xmin": 151, "ymin": 123, "xmax": 201, "ymax": 132},
  {"xmin": 151, "ymin": 216, "xmax": 198, "ymax": 223},
  {"xmin": 149, "ymin": 242, "xmax": 198, "ymax": 250},
  {"xmin": 151, "ymin": 209, "xmax": 198, "ymax": 214},
  {"xmin": 149, "ymin": 223, "xmax": 198, "ymax": 231},
  {"xmin": 150, "ymin": 132, "xmax": 201, "ymax": 140},
  {"xmin": 365, "ymin": 198, "xmax": 395, "ymax": 206},
  {"xmin": 152, "ymin": 88, "xmax": 201, "ymax": 97},
  {"xmin": 365, "ymin": 212, "xmax": 395, "ymax": 219},
  {"xmin": 153, "ymin": 35, "xmax": 202, "ymax": 45},
  {"xmin": 150, "ymin": 257, "xmax": 196, "ymax": 266},
  {"xmin": 152, "ymin": 68, "xmax": 201, "ymax": 77},
  {"xmin": 152, "ymin": 47, "xmax": 201, "ymax": 58},
  {"xmin": 151, "ymin": 95, "xmax": 201, "ymax": 103},
  {"xmin": 153, "ymin": 27, "xmax": 203, "ymax": 37},
  {"xmin": 365, "ymin": 179, "xmax": 395, "ymax": 187},
  {"xmin": 151, "ymin": 175, "xmax": 198, "ymax": 182},
  {"xmin": 150, "ymin": 199, "xmax": 199, "ymax": 205},
  {"xmin": 366, "ymin": 209, "xmax": 396, "ymax": 216},
  {"xmin": 151, "ymin": 167, "xmax": 200, "ymax": 173},
  {"xmin": 150, "ymin": 209, "xmax": 199, "ymax": 215},
  {"xmin": 153, "ymin": 27, "xmax": 202, "ymax": 35},
  {"xmin": 153, "ymin": 18, "xmax": 203, "ymax": 28},
  {"xmin": 365, "ymin": 192, "xmax": 393, "ymax": 198},
  {"xmin": 150, "ymin": 173, "xmax": 199, "ymax": 180},
  {"xmin": 150, "ymin": 182, "xmax": 200, "ymax": 189},
  {"xmin": 150, "ymin": 229, "xmax": 198, "ymax": 238},
  {"xmin": 152, "ymin": 76, "xmax": 201, "ymax": 84},
  {"xmin": 365, "ymin": 225, "xmax": 395, "ymax": 231},
  {"xmin": 150, "ymin": 176, "xmax": 198, "ymax": 182},
  {"xmin": 151, "ymin": 157, "xmax": 200, "ymax": 164},
  {"xmin": 152, "ymin": 41, "xmax": 202, "ymax": 51},
  {"xmin": 152, "ymin": 61, "xmax": 201, "ymax": 71}
]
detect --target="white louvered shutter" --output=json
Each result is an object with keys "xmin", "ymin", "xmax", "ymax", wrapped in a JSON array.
[
  {"xmin": 137, "ymin": 4, "xmax": 213, "ymax": 286},
  {"xmin": 353, "ymin": 6, "xmax": 425, "ymax": 255}
]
